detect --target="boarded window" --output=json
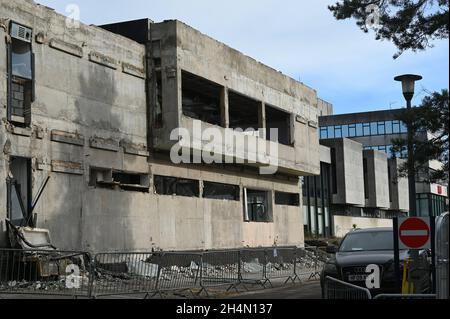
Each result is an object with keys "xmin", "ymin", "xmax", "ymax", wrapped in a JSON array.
[
  {"xmin": 244, "ymin": 188, "xmax": 272, "ymax": 222},
  {"xmin": 154, "ymin": 175, "xmax": 200, "ymax": 197},
  {"xmin": 229, "ymin": 91, "xmax": 261, "ymax": 130},
  {"xmin": 266, "ymin": 105, "xmax": 292, "ymax": 145},
  {"xmin": 203, "ymin": 181, "xmax": 240, "ymax": 201},
  {"xmin": 275, "ymin": 191, "xmax": 300, "ymax": 206},
  {"xmin": 182, "ymin": 71, "xmax": 222, "ymax": 126}
]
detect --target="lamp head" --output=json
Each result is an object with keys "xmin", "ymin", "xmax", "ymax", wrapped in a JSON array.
[{"xmin": 394, "ymin": 74, "xmax": 423, "ymax": 101}]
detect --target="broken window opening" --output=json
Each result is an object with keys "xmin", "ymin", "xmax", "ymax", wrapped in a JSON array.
[
  {"xmin": 89, "ymin": 167, "xmax": 149, "ymax": 192},
  {"xmin": 7, "ymin": 157, "xmax": 32, "ymax": 227},
  {"xmin": 229, "ymin": 91, "xmax": 261, "ymax": 131},
  {"xmin": 203, "ymin": 181, "xmax": 240, "ymax": 201},
  {"xmin": 244, "ymin": 188, "xmax": 272, "ymax": 223},
  {"xmin": 275, "ymin": 191, "xmax": 300, "ymax": 206},
  {"xmin": 363, "ymin": 158, "xmax": 369, "ymax": 200},
  {"xmin": 154, "ymin": 71, "xmax": 163, "ymax": 128},
  {"xmin": 153, "ymin": 58, "xmax": 161, "ymax": 68},
  {"xmin": 154, "ymin": 175, "xmax": 200, "ymax": 197},
  {"xmin": 182, "ymin": 71, "xmax": 222, "ymax": 126},
  {"xmin": 265, "ymin": 105, "xmax": 292, "ymax": 145},
  {"xmin": 8, "ymin": 22, "xmax": 34, "ymax": 127}
]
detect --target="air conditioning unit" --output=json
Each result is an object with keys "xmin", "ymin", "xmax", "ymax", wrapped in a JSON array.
[{"xmin": 10, "ymin": 22, "xmax": 32, "ymax": 43}]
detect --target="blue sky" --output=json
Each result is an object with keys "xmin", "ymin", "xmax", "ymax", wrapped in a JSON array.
[{"xmin": 36, "ymin": 0, "xmax": 449, "ymax": 115}]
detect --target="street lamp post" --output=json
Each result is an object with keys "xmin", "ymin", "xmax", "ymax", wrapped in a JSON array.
[
  {"xmin": 394, "ymin": 74, "xmax": 423, "ymax": 294},
  {"xmin": 394, "ymin": 74, "xmax": 423, "ymax": 217}
]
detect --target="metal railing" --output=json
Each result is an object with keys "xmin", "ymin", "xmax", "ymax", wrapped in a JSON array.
[
  {"xmin": 198, "ymin": 250, "xmax": 241, "ymax": 296},
  {"xmin": 91, "ymin": 252, "xmax": 158, "ymax": 298},
  {"xmin": 324, "ymin": 276, "xmax": 372, "ymax": 300},
  {"xmin": 154, "ymin": 252, "xmax": 202, "ymax": 297},
  {"xmin": 0, "ymin": 246, "xmax": 325, "ymax": 298},
  {"xmin": 0, "ymin": 248, "xmax": 92, "ymax": 298}
]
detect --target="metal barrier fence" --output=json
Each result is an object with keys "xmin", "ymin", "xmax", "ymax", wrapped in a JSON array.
[
  {"xmin": 198, "ymin": 250, "xmax": 240, "ymax": 296},
  {"xmin": 295, "ymin": 246, "xmax": 325, "ymax": 281},
  {"xmin": 0, "ymin": 246, "xmax": 326, "ymax": 298},
  {"xmin": 154, "ymin": 252, "xmax": 202, "ymax": 297},
  {"xmin": 324, "ymin": 276, "xmax": 372, "ymax": 299},
  {"xmin": 265, "ymin": 247, "xmax": 297, "ymax": 285},
  {"xmin": 0, "ymin": 249, "xmax": 91, "ymax": 298},
  {"xmin": 239, "ymin": 248, "xmax": 270, "ymax": 288},
  {"xmin": 91, "ymin": 252, "xmax": 157, "ymax": 298}
]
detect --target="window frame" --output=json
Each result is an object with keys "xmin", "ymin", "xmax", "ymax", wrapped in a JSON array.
[{"xmin": 243, "ymin": 188, "xmax": 273, "ymax": 223}]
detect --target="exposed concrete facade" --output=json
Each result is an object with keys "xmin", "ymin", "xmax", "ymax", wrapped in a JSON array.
[
  {"xmin": 0, "ymin": 0, "xmax": 321, "ymax": 252},
  {"xmin": 320, "ymin": 138, "xmax": 365, "ymax": 206},
  {"xmin": 149, "ymin": 20, "xmax": 320, "ymax": 176},
  {"xmin": 388, "ymin": 158, "xmax": 409, "ymax": 212},
  {"xmin": 363, "ymin": 150, "xmax": 390, "ymax": 209}
]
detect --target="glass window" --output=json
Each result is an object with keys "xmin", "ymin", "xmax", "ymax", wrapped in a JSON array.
[
  {"xmin": 385, "ymin": 121, "xmax": 392, "ymax": 134},
  {"xmin": 377, "ymin": 122, "xmax": 385, "ymax": 135},
  {"xmin": 12, "ymin": 38, "xmax": 32, "ymax": 80},
  {"xmin": 356, "ymin": 123, "xmax": 363, "ymax": 137},
  {"xmin": 400, "ymin": 122, "xmax": 408, "ymax": 133},
  {"xmin": 342, "ymin": 125, "xmax": 349, "ymax": 138},
  {"xmin": 370, "ymin": 122, "xmax": 378, "ymax": 135},
  {"xmin": 378, "ymin": 145, "xmax": 387, "ymax": 152},
  {"xmin": 328, "ymin": 126, "xmax": 335, "ymax": 139},
  {"xmin": 339, "ymin": 231, "xmax": 394, "ymax": 252},
  {"xmin": 245, "ymin": 189, "xmax": 271, "ymax": 222},
  {"xmin": 334, "ymin": 125, "xmax": 342, "ymax": 138},
  {"xmin": 348, "ymin": 124, "xmax": 356, "ymax": 137},
  {"xmin": 363, "ymin": 123, "xmax": 371, "ymax": 136},
  {"xmin": 392, "ymin": 120, "xmax": 400, "ymax": 134},
  {"xmin": 320, "ymin": 127, "xmax": 328, "ymax": 139}
]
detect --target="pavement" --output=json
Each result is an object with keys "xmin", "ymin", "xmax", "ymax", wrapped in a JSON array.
[{"xmin": 0, "ymin": 280, "xmax": 322, "ymax": 299}]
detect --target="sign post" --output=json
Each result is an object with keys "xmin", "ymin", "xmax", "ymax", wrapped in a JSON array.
[
  {"xmin": 395, "ymin": 217, "xmax": 432, "ymax": 294},
  {"xmin": 393, "ymin": 217, "xmax": 401, "ymax": 292}
]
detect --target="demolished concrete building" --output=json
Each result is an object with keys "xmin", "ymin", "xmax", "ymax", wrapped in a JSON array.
[{"xmin": 0, "ymin": 0, "xmax": 324, "ymax": 252}]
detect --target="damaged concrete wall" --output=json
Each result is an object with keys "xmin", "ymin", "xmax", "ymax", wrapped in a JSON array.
[
  {"xmin": 1, "ymin": 0, "xmax": 306, "ymax": 252},
  {"xmin": 79, "ymin": 160, "xmax": 302, "ymax": 252},
  {"xmin": 151, "ymin": 20, "xmax": 320, "ymax": 176},
  {"xmin": 0, "ymin": 0, "xmax": 147, "ymax": 249}
]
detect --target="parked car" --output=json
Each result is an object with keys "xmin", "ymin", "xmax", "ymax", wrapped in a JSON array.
[{"xmin": 320, "ymin": 227, "xmax": 432, "ymax": 297}]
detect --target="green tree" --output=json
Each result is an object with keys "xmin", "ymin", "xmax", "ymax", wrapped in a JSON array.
[
  {"xmin": 391, "ymin": 89, "xmax": 449, "ymax": 184},
  {"xmin": 328, "ymin": 0, "xmax": 449, "ymax": 58}
]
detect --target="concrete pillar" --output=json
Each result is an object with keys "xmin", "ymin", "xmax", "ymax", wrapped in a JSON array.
[
  {"xmin": 220, "ymin": 87, "xmax": 229, "ymax": 128},
  {"xmin": 259, "ymin": 101, "xmax": 266, "ymax": 139}
]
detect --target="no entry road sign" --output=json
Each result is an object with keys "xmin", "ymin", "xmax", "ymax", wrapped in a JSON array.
[{"xmin": 398, "ymin": 217, "xmax": 431, "ymax": 250}]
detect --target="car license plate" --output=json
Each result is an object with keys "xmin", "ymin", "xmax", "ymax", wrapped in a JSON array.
[{"xmin": 348, "ymin": 274, "xmax": 367, "ymax": 282}]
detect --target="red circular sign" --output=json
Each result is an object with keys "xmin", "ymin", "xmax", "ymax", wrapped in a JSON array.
[{"xmin": 399, "ymin": 218, "xmax": 430, "ymax": 249}]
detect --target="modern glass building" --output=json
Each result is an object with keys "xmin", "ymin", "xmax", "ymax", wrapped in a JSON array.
[{"xmin": 319, "ymin": 108, "xmax": 448, "ymax": 219}]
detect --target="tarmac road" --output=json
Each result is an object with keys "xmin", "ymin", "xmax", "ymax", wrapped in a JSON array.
[{"xmin": 0, "ymin": 280, "xmax": 322, "ymax": 300}]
